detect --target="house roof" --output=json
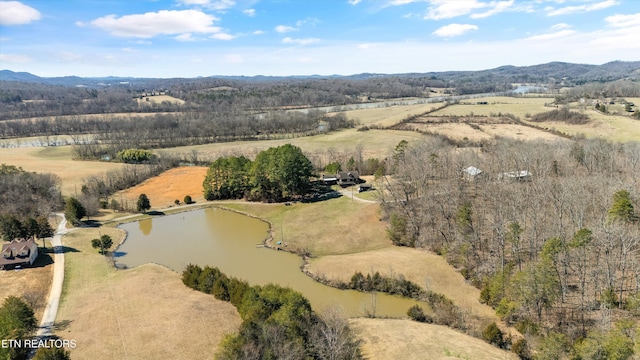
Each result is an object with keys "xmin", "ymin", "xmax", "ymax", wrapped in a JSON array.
[
  {"xmin": 462, "ymin": 166, "xmax": 483, "ymax": 176},
  {"xmin": 0, "ymin": 238, "xmax": 37, "ymax": 267}
]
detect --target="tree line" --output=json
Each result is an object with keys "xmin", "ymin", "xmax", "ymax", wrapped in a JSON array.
[
  {"xmin": 182, "ymin": 264, "xmax": 363, "ymax": 360},
  {"xmin": 380, "ymin": 136, "xmax": 640, "ymax": 358}
]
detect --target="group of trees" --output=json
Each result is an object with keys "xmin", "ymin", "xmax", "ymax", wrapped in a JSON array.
[
  {"xmin": 0, "ymin": 164, "xmax": 61, "ymax": 219},
  {"xmin": 0, "ymin": 214, "xmax": 53, "ymax": 244},
  {"xmin": 380, "ymin": 137, "xmax": 640, "ymax": 356},
  {"xmin": 182, "ymin": 264, "xmax": 362, "ymax": 360},
  {"xmin": 0, "ymin": 296, "xmax": 71, "ymax": 360},
  {"xmin": 203, "ymin": 144, "xmax": 313, "ymax": 202}
]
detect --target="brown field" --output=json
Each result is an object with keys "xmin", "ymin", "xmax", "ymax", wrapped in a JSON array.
[
  {"xmin": 342, "ymin": 102, "xmax": 447, "ymax": 127},
  {"xmin": 158, "ymin": 129, "xmax": 424, "ymax": 163},
  {"xmin": 351, "ymin": 318, "xmax": 517, "ymax": 360},
  {"xmin": 399, "ymin": 121, "xmax": 567, "ymax": 142},
  {"xmin": 57, "ymin": 227, "xmax": 240, "ymax": 360},
  {"xmin": 0, "ymin": 146, "xmax": 126, "ymax": 195},
  {"xmin": 432, "ymin": 96, "xmax": 552, "ymax": 118},
  {"xmin": 116, "ymin": 166, "xmax": 208, "ymax": 209},
  {"xmin": 0, "ymin": 239, "xmax": 53, "ymax": 321},
  {"xmin": 306, "ymin": 246, "xmax": 497, "ymax": 325},
  {"xmin": 136, "ymin": 94, "xmax": 185, "ymax": 105}
]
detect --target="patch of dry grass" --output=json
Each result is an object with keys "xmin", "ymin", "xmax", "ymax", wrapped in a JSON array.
[
  {"xmin": 433, "ymin": 96, "xmax": 551, "ymax": 119},
  {"xmin": 224, "ymin": 196, "xmax": 391, "ymax": 256},
  {"xmin": 307, "ymin": 246, "xmax": 497, "ymax": 325},
  {"xmin": 56, "ymin": 227, "xmax": 240, "ymax": 360},
  {"xmin": 157, "ymin": 129, "xmax": 424, "ymax": 162},
  {"xmin": 342, "ymin": 102, "xmax": 447, "ymax": 127},
  {"xmin": 136, "ymin": 95, "xmax": 185, "ymax": 105},
  {"xmin": 0, "ymin": 239, "xmax": 53, "ymax": 321},
  {"xmin": 0, "ymin": 146, "xmax": 126, "ymax": 196},
  {"xmin": 116, "ymin": 166, "xmax": 208, "ymax": 210},
  {"xmin": 351, "ymin": 318, "xmax": 517, "ymax": 360}
]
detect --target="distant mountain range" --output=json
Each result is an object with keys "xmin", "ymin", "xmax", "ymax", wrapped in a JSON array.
[{"xmin": 1, "ymin": 61, "xmax": 639, "ymax": 88}]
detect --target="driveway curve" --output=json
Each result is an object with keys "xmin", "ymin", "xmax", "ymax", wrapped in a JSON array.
[{"xmin": 36, "ymin": 213, "xmax": 70, "ymax": 338}]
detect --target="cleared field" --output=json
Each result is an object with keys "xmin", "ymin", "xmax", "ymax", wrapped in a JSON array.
[
  {"xmin": 0, "ymin": 146, "xmax": 126, "ymax": 195},
  {"xmin": 116, "ymin": 166, "xmax": 208, "ymax": 209},
  {"xmin": 306, "ymin": 246, "xmax": 497, "ymax": 325},
  {"xmin": 342, "ymin": 102, "xmax": 447, "ymax": 127},
  {"xmin": 56, "ymin": 227, "xmax": 240, "ymax": 360},
  {"xmin": 159, "ymin": 129, "xmax": 425, "ymax": 163},
  {"xmin": 224, "ymin": 196, "xmax": 390, "ymax": 256},
  {"xmin": 351, "ymin": 318, "xmax": 516, "ymax": 360},
  {"xmin": 136, "ymin": 95, "xmax": 185, "ymax": 105},
  {"xmin": 0, "ymin": 239, "xmax": 53, "ymax": 321},
  {"xmin": 432, "ymin": 96, "xmax": 551, "ymax": 118}
]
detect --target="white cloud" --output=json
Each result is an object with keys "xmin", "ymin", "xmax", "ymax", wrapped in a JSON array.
[
  {"xmin": 282, "ymin": 37, "xmax": 320, "ymax": 45},
  {"xmin": 211, "ymin": 32, "xmax": 235, "ymax": 40},
  {"xmin": 89, "ymin": 10, "xmax": 221, "ymax": 38},
  {"xmin": 275, "ymin": 25, "xmax": 297, "ymax": 33},
  {"xmin": 253, "ymin": 30, "xmax": 265, "ymax": 35},
  {"xmin": 527, "ymin": 29, "xmax": 576, "ymax": 40},
  {"xmin": 0, "ymin": 1, "xmax": 41, "ymax": 25},
  {"xmin": 175, "ymin": 33, "xmax": 196, "ymax": 41},
  {"xmin": 432, "ymin": 23, "xmax": 478, "ymax": 37},
  {"xmin": 605, "ymin": 12, "xmax": 640, "ymax": 27},
  {"xmin": 470, "ymin": 0, "xmax": 514, "ymax": 19},
  {"xmin": 243, "ymin": 8, "xmax": 255, "ymax": 17},
  {"xmin": 0, "ymin": 53, "xmax": 31, "ymax": 62},
  {"xmin": 296, "ymin": 17, "xmax": 320, "ymax": 27},
  {"xmin": 348, "ymin": 0, "xmax": 362, "ymax": 5},
  {"xmin": 424, "ymin": 0, "xmax": 487, "ymax": 20},
  {"xmin": 547, "ymin": 0, "xmax": 618, "ymax": 16},
  {"xmin": 550, "ymin": 22, "xmax": 571, "ymax": 30},
  {"xmin": 178, "ymin": 0, "xmax": 236, "ymax": 10}
]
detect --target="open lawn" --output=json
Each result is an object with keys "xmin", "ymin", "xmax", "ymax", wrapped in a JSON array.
[
  {"xmin": 0, "ymin": 239, "xmax": 53, "ymax": 321},
  {"xmin": 116, "ymin": 166, "xmax": 208, "ymax": 209},
  {"xmin": 0, "ymin": 146, "xmax": 126, "ymax": 195},
  {"xmin": 351, "ymin": 318, "xmax": 517, "ymax": 360},
  {"xmin": 56, "ymin": 227, "xmax": 240, "ymax": 360},
  {"xmin": 306, "ymin": 246, "xmax": 498, "ymax": 326},
  {"xmin": 224, "ymin": 196, "xmax": 390, "ymax": 256}
]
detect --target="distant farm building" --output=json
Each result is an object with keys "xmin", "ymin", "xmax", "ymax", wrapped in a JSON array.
[
  {"xmin": 499, "ymin": 170, "xmax": 532, "ymax": 182},
  {"xmin": 1, "ymin": 238, "xmax": 39, "ymax": 270},
  {"xmin": 461, "ymin": 166, "xmax": 484, "ymax": 181}
]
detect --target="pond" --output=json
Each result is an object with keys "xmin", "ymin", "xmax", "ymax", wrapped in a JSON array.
[{"xmin": 115, "ymin": 207, "xmax": 426, "ymax": 317}]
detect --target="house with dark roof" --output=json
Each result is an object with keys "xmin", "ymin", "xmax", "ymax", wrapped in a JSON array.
[
  {"xmin": 336, "ymin": 171, "xmax": 360, "ymax": 186},
  {"xmin": 1, "ymin": 238, "xmax": 39, "ymax": 270}
]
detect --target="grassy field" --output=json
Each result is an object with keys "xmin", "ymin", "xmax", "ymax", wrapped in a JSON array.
[
  {"xmin": 136, "ymin": 95, "xmax": 185, "ymax": 105},
  {"xmin": 351, "ymin": 318, "xmax": 517, "ymax": 360},
  {"xmin": 342, "ymin": 102, "xmax": 447, "ymax": 127},
  {"xmin": 158, "ymin": 128, "xmax": 424, "ymax": 162},
  {"xmin": 432, "ymin": 96, "xmax": 551, "ymax": 118},
  {"xmin": 0, "ymin": 239, "xmax": 53, "ymax": 321},
  {"xmin": 0, "ymin": 146, "xmax": 126, "ymax": 195},
  {"xmin": 116, "ymin": 166, "xmax": 208, "ymax": 209},
  {"xmin": 56, "ymin": 227, "xmax": 240, "ymax": 360},
  {"xmin": 224, "ymin": 196, "xmax": 390, "ymax": 256},
  {"xmin": 306, "ymin": 246, "xmax": 498, "ymax": 326}
]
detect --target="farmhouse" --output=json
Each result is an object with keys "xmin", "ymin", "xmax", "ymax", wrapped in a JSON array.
[
  {"xmin": 461, "ymin": 166, "xmax": 483, "ymax": 181},
  {"xmin": 0, "ymin": 238, "xmax": 39, "ymax": 270},
  {"xmin": 499, "ymin": 170, "xmax": 532, "ymax": 182},
  {"xmin": 337, "ymin": 171, "xmax": 360, "ymax": 186}
]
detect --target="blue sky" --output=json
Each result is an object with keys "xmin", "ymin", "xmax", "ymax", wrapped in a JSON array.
[{"xmin": 0, "ymin": 0, "xmax": 639, "ymax": 77}]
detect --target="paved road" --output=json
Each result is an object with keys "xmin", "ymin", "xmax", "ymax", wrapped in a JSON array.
[{"xmin": 36, "ymin": 214, "xmax": 69, "ymax": 338}]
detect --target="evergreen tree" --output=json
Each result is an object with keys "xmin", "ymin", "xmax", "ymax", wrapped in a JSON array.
[
  {"xmin": 64, "ymin": 197, "xmax": 86, "ymax": 225},
  {"xmin": 137, "ymin": 193, "xmax": 151, "ymax": 213}
]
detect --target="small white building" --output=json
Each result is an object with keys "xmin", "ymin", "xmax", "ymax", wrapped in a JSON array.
[
  {"xmin": 499, "ymin": 170, "xmax": 532, "ymax": 182},
  {"xmin": 461, "ymin": 166, "xmax": 483, "ymax": 181}
]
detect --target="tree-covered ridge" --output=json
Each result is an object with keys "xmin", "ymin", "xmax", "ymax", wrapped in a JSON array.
[
  {"xmin": 204, "ymin": 144, "xmax": 313, "ymax": 202},
  {"xmin": 182, "ymin": 264, "xmax": 362, "ymax": 360},
  {"xmin": 381, "ymin": 137, "xmax": 640, "ymax": 358}
]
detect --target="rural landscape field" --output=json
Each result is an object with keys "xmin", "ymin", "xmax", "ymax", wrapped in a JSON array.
[{"xmin": 1, "ymin": 1, "xmax": 640, "ymax": 359}]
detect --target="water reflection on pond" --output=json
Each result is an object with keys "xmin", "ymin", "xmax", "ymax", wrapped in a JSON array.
[{"xmin": 116, "ymin": 207, "xmax": 426, "ymax": 317}]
